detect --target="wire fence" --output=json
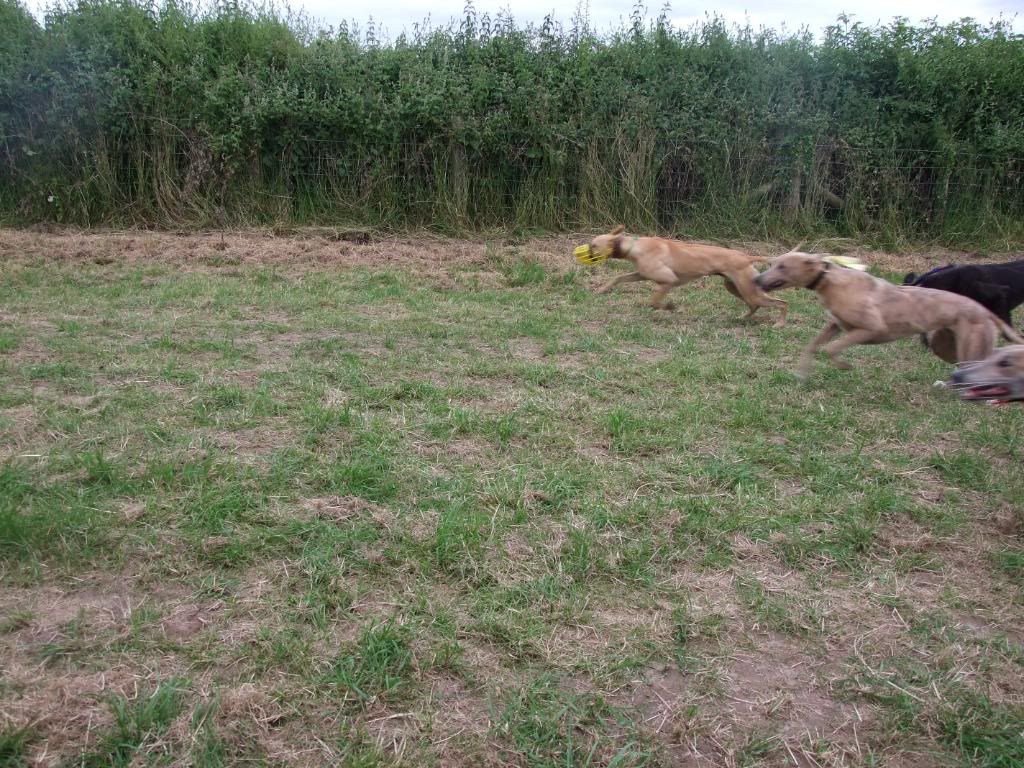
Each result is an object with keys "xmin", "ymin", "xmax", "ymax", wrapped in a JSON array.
[{"xmin": 5, "ymin": 127, "xmax": 1024, "ymax": 229}]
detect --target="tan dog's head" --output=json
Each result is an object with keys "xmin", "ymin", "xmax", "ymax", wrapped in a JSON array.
[
  {"xmin": 753, "ymin": 250, "xmax": 828, "ymax": 292},
  {"xmin": 948, "ymin": 345, "xmax": 1024, "ymax": 403},
  {"xmin": 589, "ymin": 225, "xmax": 626, "ymax": 259}
]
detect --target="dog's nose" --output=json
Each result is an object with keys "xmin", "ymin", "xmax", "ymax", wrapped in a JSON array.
[
  {"xmin": 753, "ymin": 275, "xmax": 764, "ymax": 288},
  {"xmin": 950, "ymin": 368, "xmax": 966, "ymax": 384}
]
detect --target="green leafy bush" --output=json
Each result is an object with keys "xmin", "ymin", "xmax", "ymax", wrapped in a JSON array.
[{"xmin": 1, "ymin": 1, "xmax": 1021, "ymax": 244}]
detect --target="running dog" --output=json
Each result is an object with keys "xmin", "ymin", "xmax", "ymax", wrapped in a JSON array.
[
  {"xmin": 589, "ymin": 226, "xmax": 787, "ymax": 327},
  {"xmin": 903, "ymin": 260, "xmax": 1024, "ymax": 326},
  {"xmin": 753, "ymin": 250, "xmax": 1024, "ymax": 377},
  {"xmin": 903, "ymin": 260, "xmax": 1024, "ymax": 360}
]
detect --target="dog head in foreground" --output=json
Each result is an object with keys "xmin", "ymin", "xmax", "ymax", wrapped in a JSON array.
[{"xmin": 948, "ymin": 345, "xmax": 1024, "ymax": 404}]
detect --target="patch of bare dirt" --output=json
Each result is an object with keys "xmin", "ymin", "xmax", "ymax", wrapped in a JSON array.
[
  {"xmin": 160, "ymin": 602, "xmax": 223, "ymax": 641},
  {"xmin": 206, "ymin": 424, "xmax": 295, "ymax": 459},
  {"xmin": 2, "ymin": 585, "xmax": 134, "ymax": 648},
  {"xmin": 299, "ymin": 495, "xmax": 396, "ymax": 529},
  {"xmin": 0, "ymin": 575, "xmax": 207, "ymax": 765},
  {"xmin": 576, "ymin": 443, "xmax": 612, "ymax": 464},
  {"xmin": 500, "ymin": 528, "xmax": 534, "ymax": 561},
  {"xmin": 210, "ymin": 682, "xmax": 345, "ymax": 765},
  {"xmin": 725, "ymin": 635, "xmax": 850, "ymax": 737},
  {"xmin": 221, "ymin": 368, "xmax": 265, "ymax": 387},
  {"xmin": 0, "ymin": 229, "xmax": 1013, "ymax": 284},
  {"xmin": 0, "ymin": 404, "xmax": 40, "ymax": 461},
  {"xmin": 405, "ymin": 508, "xmax": 440, "ymax": 543},
  {"xmin": 218, "ymin": 682, "xmax": 290, "ymax": 730},
  {"xmin": 364, "ymin": 709, "xmax": 423, "ymax": 760},
  {"xmin": 456, "ymin": 381, "xmax": 523, "ymax": 414},
  {"xmin": 423, "ymin": 674, "xmax": 493, "ymax": 759},
  {"xmin": 624, "ymin": 664, "xmax": 692, "ymax": 729},
  {"xmin": 508, "ymin": 338, "xmax": 545, "ymax": 361},
  {"xmin": 611, "ymin": 344, "xmax": 669, "ymax": 363},
  {"xmin": 3, "ymin": 663, "xmax": 138, "ymax": 763},
  {"xmin": 413, "ymin": 436, "xmax": 492, "ymax": 467}
]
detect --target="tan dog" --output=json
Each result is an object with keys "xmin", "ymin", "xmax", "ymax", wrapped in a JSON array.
[
  {"xmin": 948, "ymin": 345, "xmax": 1024, "ymax": 403},
  {"xmin": 590, "ymin": 226, "xmax": 787, "ymax": 327},
  {"xmin": 753, "ymin": 251, "xmax": 1024, "ymax": 378}
]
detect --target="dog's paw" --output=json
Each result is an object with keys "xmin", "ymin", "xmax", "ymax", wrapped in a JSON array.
[{"xmin": 772, "ymin": 320, "xmax": 786, "ymax": 329}]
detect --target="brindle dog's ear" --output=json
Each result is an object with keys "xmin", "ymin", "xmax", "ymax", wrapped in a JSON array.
[{"xmin": 610, "ymin": 224, "xmax": 625, "ymax": 235}]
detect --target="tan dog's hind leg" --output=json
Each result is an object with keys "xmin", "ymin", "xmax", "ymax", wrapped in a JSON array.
[
  {"xmin": 645, "ymin": 265, "xmax": 687, "ymax": 310},
  {"xmin": 955, "ymin": 320, "xmax": 997, "ymax": 364},
  {"xmin": 797, "ymin": 321, "xmax": 842, "ymax": 378},
  {"xmin": 722, "ymin": 277, "xmax": 758, "ymax": 318},
  {"xmin": 649, "ymin": 283, "xmax": 677, "ymax": 310},
  {"xmin": 927, "ymin": 329, "xmax": 959, "ymax": 364},
  {"xmin": 728, "ymin": 271, "xmax": 788, "ymax": 328},
  {"xmin": 722, "ymin": 277, "xmax": 741, "ymax": 296},
  {"xmin": 597, "ymin": 271, "xmax": 645, "ymax": 295}
]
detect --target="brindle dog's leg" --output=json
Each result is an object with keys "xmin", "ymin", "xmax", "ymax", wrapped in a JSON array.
[
  {"xmin": 820, "ymin": 328, "xmax": 883, "ymax": 370},
  {"xmin": 797, "ymin": 321, "xmax": 842, "ymax": 378}
]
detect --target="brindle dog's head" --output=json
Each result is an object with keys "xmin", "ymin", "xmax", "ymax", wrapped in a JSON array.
[
  {"xmin": 590, "ymin": 225, "xmax": 626, "ymax": 259},
  {"xmin": 753, "ymin": 251, "xmax": 828, "ymax": 292},
  {"xmin": 949, "ymin": 345, "xmax": 1024, "ymax": 404}
]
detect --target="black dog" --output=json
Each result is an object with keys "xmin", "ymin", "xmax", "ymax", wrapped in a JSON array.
[{"xmin": 903, "ymin": 260, "xmax": 1024, "ymax": 327}]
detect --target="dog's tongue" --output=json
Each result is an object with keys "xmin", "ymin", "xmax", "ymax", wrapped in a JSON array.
[{"xmin": 964, "ymin": 385, "xmax": 1011, "ymax": 403}]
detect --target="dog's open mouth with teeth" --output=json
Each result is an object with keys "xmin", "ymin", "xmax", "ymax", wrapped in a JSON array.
[{"xmin": 948, "ymin": 345, "xmax": 1024, "ymax": 404}]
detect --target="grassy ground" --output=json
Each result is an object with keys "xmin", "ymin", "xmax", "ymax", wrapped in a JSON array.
[{"xmin": 0, "ymin": 229, "xmax": 1021, "ymax": 767}]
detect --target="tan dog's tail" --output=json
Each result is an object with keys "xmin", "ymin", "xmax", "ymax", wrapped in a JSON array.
[
  {"xmin": 991, "ymin": 313, "xmax": 1024, "ymax": 344},
  {"xmin": 744, "ymin": 241, "xmax": 806, "ymax": 265}
]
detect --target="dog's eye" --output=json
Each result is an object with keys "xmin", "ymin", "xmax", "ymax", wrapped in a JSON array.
[
  {"xmin": 998, "ymin": 358, "xmax": 1012, "ymax": 368},
  {"xmin": 777, "ymin": 265, "xmax": 786, "ymax": 272}
]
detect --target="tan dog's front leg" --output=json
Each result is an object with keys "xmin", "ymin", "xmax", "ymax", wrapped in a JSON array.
[
  {"xmin": 797, "ymin": 321, "xmax": 842, "ymax": 378},
  {"xmin": 597, "ymin": 271, "xmax": 645, "ymax": 295},
  {"xmin": 821, "ymin": 328, "xmax": 882, "ymax": 370}
]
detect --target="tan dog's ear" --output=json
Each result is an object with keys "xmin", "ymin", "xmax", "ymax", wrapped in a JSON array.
[{"xmin": 610, "ymin": 225, "xmax": 625, "ymax": 235}]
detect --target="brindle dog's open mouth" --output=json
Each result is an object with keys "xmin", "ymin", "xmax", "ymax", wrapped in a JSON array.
[
  {"xmin": 963, "ymin": 384, "xmax": 1012, "ymax": 401},
  {"xmin": 949, "ymin": 382, "xmax": 1022, "ymax": 404}
]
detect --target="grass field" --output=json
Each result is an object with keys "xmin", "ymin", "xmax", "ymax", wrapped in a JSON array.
[{"xmin": 0, "ymin": 229, "xmax": 1022, "ymax": 767}]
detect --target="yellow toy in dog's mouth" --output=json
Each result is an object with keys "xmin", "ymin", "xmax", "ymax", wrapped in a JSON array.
[{"xmin": 574, "ymin": 244, "xmax": 611, "ymax": 265}]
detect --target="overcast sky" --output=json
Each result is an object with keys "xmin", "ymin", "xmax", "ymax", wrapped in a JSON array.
[
  {"xmin": 291, "ymin": 0, "xmax": 1020, "ymax": 38},
  {"xmin": 24, "ymin": 0, "xmax": 1023, "ymax": 38}
]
